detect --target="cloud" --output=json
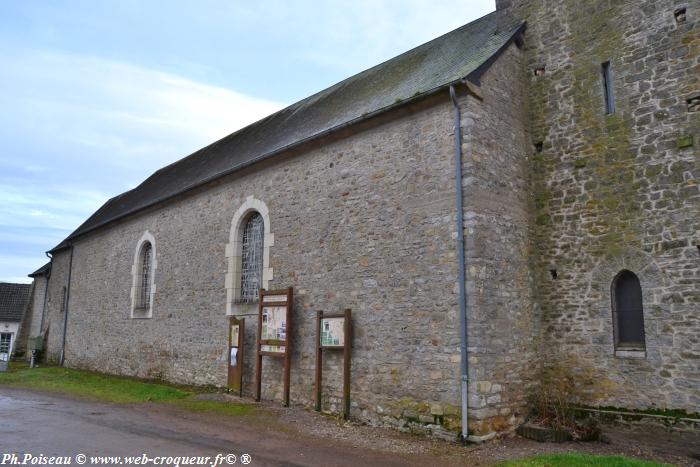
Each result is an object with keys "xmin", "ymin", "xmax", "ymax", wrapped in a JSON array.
[
  {"xmin": 0, "ymin": 183, "xmax": 108, "ymax": 230},
  {"xmin": 0, "ymin": 48, "xmax": 286, "ymax": 173},
  {"xmin": 0, "ymin": 48, "xmax": 286, "ymax": 281},
  {"xmin": 280, "ymin": 0, "xmax": 496, "ymax": 73},
  {"xmin": 0, "ymin": 252, "xmax": 54, "ymax": 284}
]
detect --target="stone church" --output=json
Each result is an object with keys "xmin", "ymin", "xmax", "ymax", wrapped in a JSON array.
[{"xmin": 36, "ymin": 0, "xmax": 698, "ymax": 439}]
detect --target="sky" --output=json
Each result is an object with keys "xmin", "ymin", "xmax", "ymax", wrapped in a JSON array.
[{"xmin": 0, "ymin": 0, "xmax": 495, "ymax": 283}]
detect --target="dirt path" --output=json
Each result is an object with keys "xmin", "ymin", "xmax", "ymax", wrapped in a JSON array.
[{"xmin": 0, "ymin": 388, "xmax": 696, "ymax": 466}]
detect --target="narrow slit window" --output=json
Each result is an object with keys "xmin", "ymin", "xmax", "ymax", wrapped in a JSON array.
[
  {"xmin": 602, "ymin": 61, "xmax": 615, "ymax": 114},
  {"xmin": 61, "ymin": 286, "xmax": 67, "ymax": 313}
]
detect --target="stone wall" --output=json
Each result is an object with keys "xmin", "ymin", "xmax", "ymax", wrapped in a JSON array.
[
  {"xmin": 498, "ymin": 0, "xmax": 700, "ymax": 413},
  {"xmin": 458, "ymin": 43, "xmax": 536, "ymax": 434},
  {"xmin": 44, "ymin": 252, "xmax": 70, "ymax": 364},
  {"xmin": 28, "ymin": 276, "xmax": 47, "ymax": 337},
  {"xmin": 17, "ymin": 276, "xmax": 48, "ymax": 361},
  {"xmin": 40, "ymin": 45, "xmax": 533, "ymax": 438},
  {"xmin": 13, "ymin": 281, "xmax": 35, "ymax": 358}
]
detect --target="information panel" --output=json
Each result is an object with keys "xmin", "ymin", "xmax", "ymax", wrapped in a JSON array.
[
  {"xmin": 315, "ymin": 309, "xmax": 352, "ymax": 419},
  {"xmin": 227, "ymin": 316, "xmax": 244, "ymax": 396},
  {"xmin": 255, "ymin": 287, "xmax": 293, "ymax": 406}
]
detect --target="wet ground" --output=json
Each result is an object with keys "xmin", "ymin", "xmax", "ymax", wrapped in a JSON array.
[{"xmin": 0, "ymin": 388, "xmax": 697, "ymax": 466}]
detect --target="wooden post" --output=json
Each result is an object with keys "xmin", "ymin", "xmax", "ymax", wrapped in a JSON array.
[
  {"xmin": 283, "ymin": 286, "xmax": 293, "ymax": 407},
  {"xmin": 315, "ymin": 310, "xmax": 323, "ymax": 412},
  {"xmin": 254, "ymin": 288, "xmax": 264, "ymax": 402},
  {"xmin": 227, "ymin": 316, "xmax": 233, "ymax": 394},
  {"xmin": 342, "ymin": 308, "xmax": 352, "ymax": 420}
]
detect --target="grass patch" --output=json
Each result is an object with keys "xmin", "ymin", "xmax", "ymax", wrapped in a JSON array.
[
  {"xmin": 0, "ymin": 364, "xmax": 189, "ymax": 403},
  {"xmin": 171, "ymin": 399, "xmax": 254, "ymax": 416},
  {"xmin": 0, "ymin": 364, "xmax": 257, "ymax": 418},
  {"xmin": 592, "ymin": 406, "xmax": 700, "ymax": 420},
  {"xmin": 498, "ymin": 454, "xmax": 668, "ymax": 467}
]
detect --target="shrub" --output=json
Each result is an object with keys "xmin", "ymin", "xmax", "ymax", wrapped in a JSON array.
[{"xmin": 528, "ymin": 354, "xmax": 615, "ymax": 439}]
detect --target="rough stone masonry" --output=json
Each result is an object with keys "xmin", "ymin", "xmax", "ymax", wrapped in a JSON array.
[
  {"xmin": 38, "ymin": 0, "xmax": 698, "ymax": 439},
  {"xmin": 497, "ymin": 0, "xmax": 699, "ymax": 414}
]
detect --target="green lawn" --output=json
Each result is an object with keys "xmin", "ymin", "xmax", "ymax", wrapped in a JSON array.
[
  {"xmin": 0, "ymin": 364, "xmax": 189, "ymax": 402},
  {"xmin": 499, "ymin": 454, "xmax": 668, "ymax": 467},
  {"xmin": 0, "ymin": 364, "xmax": 253, "ymax": 416}
]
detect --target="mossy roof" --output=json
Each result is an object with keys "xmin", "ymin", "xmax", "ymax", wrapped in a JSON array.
[
  {"xmin": 53, "ymin": 12, "xmax": 525, "ymax": 250},
  {"xmin": 0, "ymin": 283, "xmax": 31, "ymax": 322}
]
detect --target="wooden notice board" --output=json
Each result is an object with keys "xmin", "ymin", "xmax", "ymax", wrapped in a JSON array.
[
  {"xmin": 315, "ymin": 309, "xmax": 352, "ymax": 419},
  {"xmin": 227, "ymin": 316, "xmax": 244, "ymax": 396},
  {"xmin": 255, "ymin": 287, "xmax": 293, "ymax": 406}
]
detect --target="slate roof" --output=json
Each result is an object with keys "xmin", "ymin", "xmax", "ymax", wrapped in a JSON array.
[
  {"xmin": 52, "ymin": 12, "xmax": 525, "ymax": 251},
  {"xmin": 0, "ymin": 283, "xmax": 31, "ymax": 322},
  {"xmin": 29, "ymin": 262, "xmax": 51, "ymax": 278}
]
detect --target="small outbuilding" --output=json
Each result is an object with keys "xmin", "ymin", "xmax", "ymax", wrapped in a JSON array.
[{"xmin": 0, "ymin": 282, "xmax": 32, "ymax": 365}]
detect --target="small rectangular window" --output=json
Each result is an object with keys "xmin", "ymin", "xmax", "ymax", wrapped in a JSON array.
[{"xmin": 602, "ymin": 61, "xmax": 615, "ymax": 114}]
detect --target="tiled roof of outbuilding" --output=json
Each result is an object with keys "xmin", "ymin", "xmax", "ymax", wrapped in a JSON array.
[
  {"xmin": 0, "ymin": 282, "xmax": 31, "ymax": 322},
  {"xmin": 52, "ymin": 12, "xmax": 525, "ymax": 250}
]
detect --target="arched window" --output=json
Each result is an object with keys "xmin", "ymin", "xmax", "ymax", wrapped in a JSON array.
[
  {"xmin": 131, "ymin": 231, "xmax": 157, "ymax": 318},
  {"xmin": 226, "ymin": 196, "xmax": 274, "ymax": 315},
  {"xmin": 138, "ymin": 242, "xmax": 153, "ymax": 310},
  {"xmin": 612, "ymin": 270, "xmax": 645, "ymax": 349},
  {"xmin": 240, "ymin": 213, "xmax": 264, "ymax": 303}
]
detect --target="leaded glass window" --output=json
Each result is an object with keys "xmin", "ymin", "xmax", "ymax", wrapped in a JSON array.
[
  {"xmin": 138, "ymin": 242, "xmax": 152, "ymax": 310},
  {"xmin": 240, "ymin": 213, "xmax": 264, "ymax": 302}
]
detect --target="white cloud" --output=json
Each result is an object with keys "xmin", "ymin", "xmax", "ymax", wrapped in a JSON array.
[
  {"xmin": 0, "ymin": 48, "xmax": 286, "ymax": 171},
  {"xmin": 0, "ymin": 52, "xmax": 286, "ymax": 230},
  {"xmin": 0, "ymin": 47, "xmax": 288, "ymax": 280},
  {"xmin": 0, "ymin": 183, "xmax": 108, "ymax": 230},
  {"xmin": 0, "ymin": 254, "xmax": 47, "ymax": 284},
  {"xmin": 284, "ymin": 0, "xmax": 496, "ymax": 73}
]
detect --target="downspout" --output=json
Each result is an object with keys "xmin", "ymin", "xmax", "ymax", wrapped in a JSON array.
[
  {"xmin": 59, "ymin": 244, "xmax": 74, "ymax": 366},
  {"xmin": 449, "ymin": 84, "xmax": 470, "ymax": 442}
]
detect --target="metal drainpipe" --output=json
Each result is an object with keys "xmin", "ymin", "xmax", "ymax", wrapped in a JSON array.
[
  {"xmin": 59, "ymin": 244, "xmax": 74, "ymax": 366},
  {"xmin": 449, "ymin": 84, "xmax": 470, "ymax": 441}
]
